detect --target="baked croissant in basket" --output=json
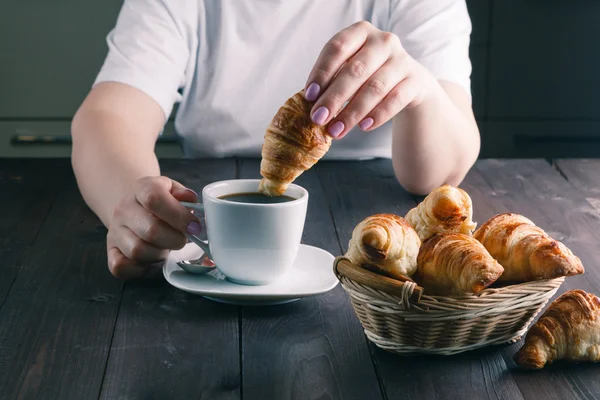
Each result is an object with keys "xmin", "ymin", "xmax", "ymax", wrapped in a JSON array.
[
  {"xmin": 515, "ymin": 289, "xmax": 600, "ymax": 369},
  {"xmin": 405, "ymin": 185, "xmax": 477, "ymax": 242},
  {"xmin": 346, "ymin": 213, "xmax": 421, "ymax": 279},
  {"xmin": 258, "ymin": 89, "xmax": 332, "ymax": 196},
  {"xmin": 473, "ymin": 213, "xmax": 584, "ymax": 282},
  {"xmin": 414, "ymin": 233, "xmax": 504, "ymax": 296}
]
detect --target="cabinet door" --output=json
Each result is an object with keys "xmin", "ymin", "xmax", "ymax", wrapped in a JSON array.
[
  {"xmin": 0, "ymin": 0, "xmax": 123, "ymax": 118},
  {"xmin": 489, "ymin": 0, "xmax": 600, "ymax": 119}
]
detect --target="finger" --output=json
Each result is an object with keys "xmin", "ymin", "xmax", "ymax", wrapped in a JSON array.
[
  {"xmin": 364, "ymin": 77, "xmax": 421, "ymax": 131},
  {"xmin": 170, "ymin": 180, "xmax": 198, "ymax": 203},
  {"xmin": 135, "ymin": 177, "xmax": 202, "ymax": 235},
  {"xmin": 304, "ymin": 21, "xmax": 372, "ymax": 102},
  {"xmin": 111, "ymin": 225, "xmax": 168, "ymax": 264},
  {"xmin": 310, "ymin": 38, "xmax": 393, "ymax": 134},
  {"xmin": 107, "ymin": 247, "xmax": 150, "ymax": 280},
  {"xmin": 126, "ymin": 201, "xmax": 188, "ymax": 250},
  {"xmin": 326, "ymin": 57, "xmax": 408, "ymax": 139}
]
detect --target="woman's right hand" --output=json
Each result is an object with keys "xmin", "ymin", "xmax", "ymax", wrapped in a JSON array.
[{"xmin": 106, "ymin": 176, "xmax": 202, "ymax": 279}]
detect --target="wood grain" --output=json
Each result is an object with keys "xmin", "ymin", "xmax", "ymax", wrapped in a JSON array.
[
  {"xmin": 554, "ymin": 159, "xmax": 600, "ymax": 237},
  {"xmin": 471, "ymin": 159, "xmax": 600, "ymax": 399},
  {"xmin": 0, "ymin": 159, "xmax": 69, "ymax": 309},
  {"xmin": 238, "ymin": 158, "xmax": 383, "ymax": 400},
  {"xmin": 0, "ymin": 165, "xmax": 123, "ymax": 400},
  {"xmin": 554, "ymin": 159, "xmax": 600, "ymax": 217},
  {"xmin": 554, "ymin": 159, "xmax": 600, "ymax": 196},
  {"xmin": 99, "ymin": 280, "xmax": 240, "ymax": 400},
  {"xmin": 2, "ymin": 158, "xmax": 599, "ymax": 400},
  {"xmin": 99, "ymin": 159, "xmax": 241, "ymax": 399}
]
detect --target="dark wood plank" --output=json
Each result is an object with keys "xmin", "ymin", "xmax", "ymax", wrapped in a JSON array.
[
  {"xmin": 554, "ymin": 159, "xmax": 600, "ymax": 246},
  {"xmin": 554, "ymin": 159, "xmax": 600, "ymax": 199},
  {"xmin": 0, "ymin": 162, "xmax": 124, "ymax": 400},
  {"xmin": 238, "ymin": 159, "xmax": 383, "ymax": 400},
  {"xmin": 316, "ymin": 159, "xmax": 525, "ymax": 400},
  {"xmin": 99, "ymin": 159, "xmax": 241, "ymax": 399},
  {"xmin": 99, "ymin": 280, "xmax": 241, "ymax": 400},
  {"xmin": 0, "ymin": 159, "xmax": 69, "ymax": 308},
  {"xmin": 315, "ymin": 159, "xmax": 417, "ymax": 248},
  {"xmin": 0, "ymin": 159, "xmax": 67, "ymax": 245},
  {"xmin": 470, "ymin": 159, "xmax": 600, "ymax": 399}
]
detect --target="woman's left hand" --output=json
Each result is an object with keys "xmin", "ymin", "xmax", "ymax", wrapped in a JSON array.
[{"xmin": 304, "ymin": 21, "xmax": 436, "ymax": 139}]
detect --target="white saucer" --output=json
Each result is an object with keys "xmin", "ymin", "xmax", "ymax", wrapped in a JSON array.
[{"xmin": 163, "ymin": 243, "xmax": 339, "ymax": 305}]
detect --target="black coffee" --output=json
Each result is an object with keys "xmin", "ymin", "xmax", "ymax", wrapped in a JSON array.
[{"xmin": 218, "ymin": 192, "xmax": 296, "ymax": 204}]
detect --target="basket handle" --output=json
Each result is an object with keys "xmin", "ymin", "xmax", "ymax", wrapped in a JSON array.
[{"xmin": 333, "ymin": 256, "xmax": 423, "ymax": 303}]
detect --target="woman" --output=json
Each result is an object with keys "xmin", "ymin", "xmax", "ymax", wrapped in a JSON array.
[{"xmin": 71, "ymin": 0, "xmax": 480, "ymax": 279}]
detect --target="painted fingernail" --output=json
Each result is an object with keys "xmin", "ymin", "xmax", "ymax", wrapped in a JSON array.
[
  {"xmin": 305, "ymin": 83, "xmax": 320, "ymax": 101},
  {"xmin": 359, "ymin": 117, "xmax": 374, "ymax": 131},
  {"xmin": 174, "ymin": 188, "xmax": 197, "ymax": 198},
  {"xmin": 311, "ymin": 106, "xmax": 329, "ymax": 125},
  {"xmin": 187, "ymin": 221, "xmax": 202, "ymax": 234},
  {"xmin": 328, "ymin": 121, "xmax": 345, "ymax": 138}
]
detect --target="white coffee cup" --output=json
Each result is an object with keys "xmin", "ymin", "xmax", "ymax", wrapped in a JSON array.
[{"xmin": 180, "ymin": 179, "xmax": 308, "ymax": 285}]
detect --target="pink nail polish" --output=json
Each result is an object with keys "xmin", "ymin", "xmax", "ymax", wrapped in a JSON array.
[
  {"xmin": 359, "ymin": 117, "xmax": 374, "ymax": 131},
  {"xmin": 184, "ymin": 188, "xmax": 198, "ymax": 197},
  {"xmin": 187, "ymin": 221, "xmax": 202, "ymax": 234},
  {"xmin": 312, "ymin": 106, "xmax": 329, "ymax": 125},
  {"xmin": 328, "ymin": 121, "xmax": 345, "ymax": 138},
  {"xmin": 305, "ymin": 83, "xmax": 320, "ymax": 101}
]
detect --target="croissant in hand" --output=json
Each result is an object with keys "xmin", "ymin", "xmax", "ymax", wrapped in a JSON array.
[
  {"xmin": 346, "ymin": 214, "xmax": 421, "ymax": 280},
  {"xmin": 405, "ymin": 185, "xmax": 477, "ymax": 242},
  {"xmin": 473, "ymin": 213, "xmax": 584, "ymax": 282},
  {"xmin": 414, "ymin": 233, "xmax": 504, "ymax": 296},
  {"xmin": 515, "ymin": 289, "xmax": 600, "ymax": 369},
  {"xmin": 258, "ymin": 89, "xmax": 332, "ymax": 196}
]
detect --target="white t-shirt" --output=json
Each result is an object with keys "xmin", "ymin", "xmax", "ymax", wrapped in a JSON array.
[{"xmin": 94, "ymin": 0, "xmax": 472, "ymax": 160}]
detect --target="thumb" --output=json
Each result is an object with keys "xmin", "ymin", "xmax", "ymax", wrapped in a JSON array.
[{"xmin": 170, "ymin": 180, "xmax": 198, "ymax": 203}]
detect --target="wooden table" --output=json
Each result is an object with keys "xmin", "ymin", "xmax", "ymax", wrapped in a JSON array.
[{"xmin": 1, "ymin": 157, "xmax": 599, "ymax": 400}]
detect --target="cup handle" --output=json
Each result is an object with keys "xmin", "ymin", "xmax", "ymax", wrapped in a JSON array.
[{"xmin": 180, "ymin": 201, "xmax": 213, "ymax": 260}]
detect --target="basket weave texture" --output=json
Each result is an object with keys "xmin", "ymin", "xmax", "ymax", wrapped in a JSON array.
[{"xmin": 334, "ymin": 256, "xmax": 564, "ymax": 356}]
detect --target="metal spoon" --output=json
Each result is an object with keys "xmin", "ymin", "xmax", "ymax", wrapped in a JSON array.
[{"xmin": 176, "ymin": 258, "xmax": 216, "ymax": 275}]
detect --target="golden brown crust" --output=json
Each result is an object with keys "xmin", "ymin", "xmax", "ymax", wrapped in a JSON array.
[
  {"xmin": 346, "ymin": 213, "xmax": 421, "ymax": 279},
  {"xmin": 405, "ymin": 185, "xmax": 477, "ymax": 242},
  {"xmin": 414, "ymin": 233, "xmax": 504, "ymax": 296},
  {"xmin": 473, "ymin": 213, "xmax": 584, "ymax": 282},
  {"xmin": 259, "ymin": 89, "xmax": 332, "ymax": 196},
  {"xmin": 514, "ymin": 289, "xmax": 600, "ymax": 369}
]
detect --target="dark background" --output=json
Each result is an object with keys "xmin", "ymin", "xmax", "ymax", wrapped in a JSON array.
[{"xmin": 1, "ymin": 0, "xmax": 598, "ymax": 158}]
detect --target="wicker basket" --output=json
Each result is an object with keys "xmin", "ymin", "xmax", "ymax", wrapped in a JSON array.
[{"xmin": 333, "ymin": 256, "xmax": 564, "ymax": 356}]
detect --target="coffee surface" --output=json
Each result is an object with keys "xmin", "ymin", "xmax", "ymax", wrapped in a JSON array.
[{"xmin": 218, "ymin": 192, "xmax": 296, "ymax": 204}]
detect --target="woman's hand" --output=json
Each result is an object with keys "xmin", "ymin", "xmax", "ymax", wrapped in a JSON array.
[
  {"xmin": 304, "ymin": 21, "xmax": 436, "ymax": 139},
  {"xmin": 106, "ymin": 176, "xmax": 202, "ymax": 279}
]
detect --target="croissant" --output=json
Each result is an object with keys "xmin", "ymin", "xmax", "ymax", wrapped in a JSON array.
[
  {"xmin": 514, "ymin": 289, "xmax": 600, "ymax": 369},
  {"xmin": 473, "ymin": 213, "xmax": 584, "ymax": 282},
  {"xmin": 346, "ymin": 213, "xmax": 421, "ymax": 279},
  {"xmin": 414, "ymin": 233, "xmax": 504, "ymax": 296},
  {"xmin": 405, "ymin": 185, "xmax": 477, "ymax": 242},
  {"xmin": 258, "ymin": 89, "xmax": 332, "ymax": 196}
]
